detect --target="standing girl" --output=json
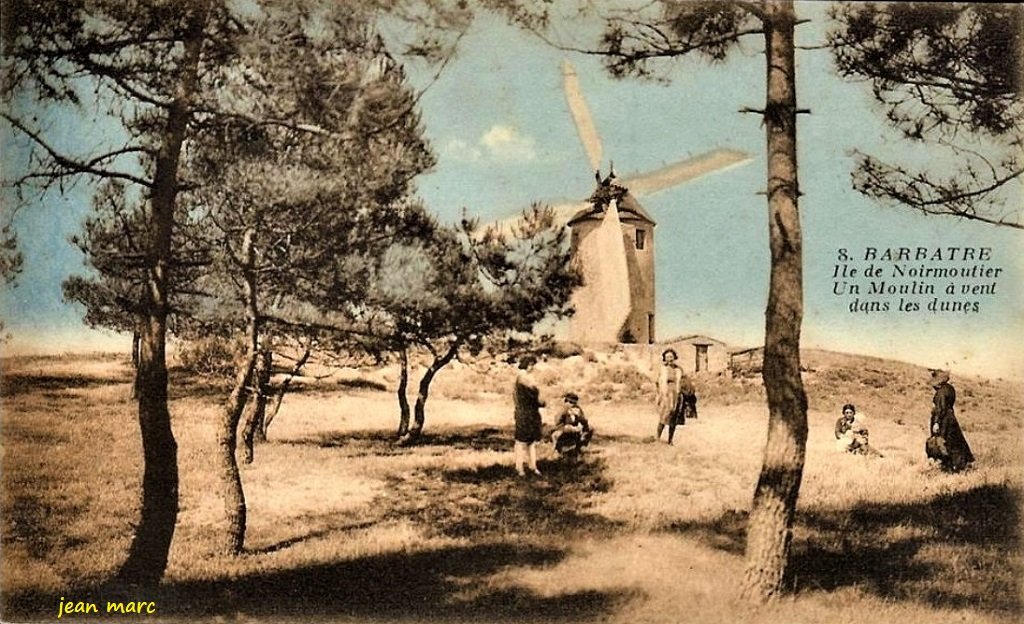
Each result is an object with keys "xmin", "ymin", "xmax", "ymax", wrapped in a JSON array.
[
  {"xmin": 656, "ymin": 348, "xmax": 685, "ymax": 444},
  {"xmin": 513, "ymin": 355, "xmax": 545, "ymax": 476}
]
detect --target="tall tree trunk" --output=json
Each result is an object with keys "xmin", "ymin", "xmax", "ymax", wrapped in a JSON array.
[
  {"xmin": 411, "ymin": 343, "xmax": 460, "ymax": 437},
  {"xmin": 396, "ymin": 346, "xmax": 411, "ymax": 437},
  {"xmin": 241, "ymin": 348, "xmax": 271, "ymax": 464},
  {"xmin": 221, "ymin": 351, "xmax": 254, "ymax": 555},
  {"xmin": 741, "ymin": 0, "xmax": 809, "ymax": 602},
  {"xmin": 115, "ymin": 4, "xmax": 208, "ymax": 588},
  {"xmin": 130, "ymin": 316, "xmax": 143, "ymax": 399},
  {"xmin": 219, "ymin": 227, "xmax": 258, "ymax": 555},
  {"xmin": 253, "ymin": 349, "xmax": 271, "ymax": 444}
]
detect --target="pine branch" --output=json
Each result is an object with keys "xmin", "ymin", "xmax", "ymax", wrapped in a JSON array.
[{"xmin": 3, "ymin": 113, "xmax": 154, "ymax": 189}]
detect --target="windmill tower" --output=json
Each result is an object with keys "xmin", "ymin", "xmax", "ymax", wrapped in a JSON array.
[
  {"xmin": 558, "ymin": 59, "xmax": 750, "ymax": 346},
  {"xmin": 567, "ymin": 170, "xmax": 657, "ymax": 344},
  {"xmin": 495, "ymin": 61, "xmax": 751, "ymax": 345}
]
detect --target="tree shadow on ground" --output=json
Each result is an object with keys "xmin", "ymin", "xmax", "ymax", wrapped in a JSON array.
[
  {"xmin": 284, "ymin": 424, "xmax": 649, "ymax": 457},
  {"xmin": 278, "ymin": 428, "xmax": 409, "ymax": 456},
  {"xmin": 330, "ymin": 378, "xmax": 388, "ymax": 392},
  {"xmin": 3, "ymin": 458, "xmax": 631, "ymax": 623},
  {"xmin": 166, "ymin": 541, "xmax": 633, "ymax": 621},
  {"xmin": 413, "ymin": 426, "xmax": 511, "ymax": 452},
  {"xmin": 593, "ymin": 431, "xmax": 662, "ymax": 445},
  {"xmin": 2, "ymin": 456, "xmax": 89, "ymax": 562},
  {"xmin": 2, "ymin": 542, "xmax": 633, "ymax": 622},
  {"xmin": 242, "ymin": 446, "xmax": 619, "ymax": 559},
  {"xmin": 282, "ymin": 425, "xmax": 513, "ymax": 455},
  {"xmin": 668, "ymin": 483, "xmax": 1022, "ymax": 614},
  {"xmin": 0, "ymin": 373, "xmax": 130, "ymax": 398},
  {"xmin": 667, "ymin": 509, "xmax": 748, "ymax": 556},
  {"xmin": 167, "ymin": 371, "xmax": 232, "ymax": 401},
  {"xmin": 381, "ymin": 451, "xmax": 621, "ymax": 542},
  {"xmin": 277, "ymin": 426, "xmax": 620, "ymax": 542},
  {"xmin": 246, "ymin": 511, "xmax": 382, "ymax": 555},
  {"xmin": 790, "ymin": 483, "xmax": 1022, "ymax": 614}
]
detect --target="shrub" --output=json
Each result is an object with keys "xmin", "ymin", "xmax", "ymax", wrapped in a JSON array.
[
  {"xmin": 175, "ymin": 336, "xmax": 239, "ymax": 377},
  {"xmin": 550, "ymin": 341, "xmax": 585, "ymax": 358},
  {"xmin": 602, "ymin": 364, "xmax": 651, "ymax": 387},
  {"xmin": 730, "ymin": 362, "xmax": 761, "ymax": 378}
]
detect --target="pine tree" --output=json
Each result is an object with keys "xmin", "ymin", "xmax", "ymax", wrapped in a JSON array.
[
  {"xmin": 1, "ymin": 0, "xmax": 462, "ymax": 584},
  {"xmin": 495, "ymin": 0, "xmax": 808, "ymax": 601},
  {"xmin": 829, "ymin": 3, "xmax": 1023, "ymax": 229}
]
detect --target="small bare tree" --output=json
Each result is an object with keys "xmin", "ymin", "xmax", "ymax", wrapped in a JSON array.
[
  {"xmin": 363, "ymin": 205, "xmax": 577, "ymax": 441},
  {"xmin": 179, "ymin": 15, "xmax": 436, "ymax": 553}
]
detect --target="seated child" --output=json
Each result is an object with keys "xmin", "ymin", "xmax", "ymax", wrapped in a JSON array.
[
  {"xmin": 835, "ymin": 403, "xmax": 882, "ymax": 457},
  {"xmin": 552, "ymin": 392, "xmax": 592, "ymax": 453}
]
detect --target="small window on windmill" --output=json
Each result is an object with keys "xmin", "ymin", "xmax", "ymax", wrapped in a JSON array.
[{"xmin": 635, "ymin": 229, "xmax": 646, "ymax": 250}]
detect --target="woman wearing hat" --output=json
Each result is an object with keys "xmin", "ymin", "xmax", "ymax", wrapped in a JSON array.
[{"xmin": 927, "ymin": 369, "xmax": 975, "ymax": 472}]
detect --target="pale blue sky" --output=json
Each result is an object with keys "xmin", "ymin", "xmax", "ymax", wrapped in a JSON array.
[{"xmin": 3, "ymin": 2, "xmax": 1022, "ymax": 379}]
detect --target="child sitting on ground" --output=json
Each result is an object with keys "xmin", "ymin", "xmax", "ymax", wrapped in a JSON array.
[
  {"xmin": 835, "ymin": 403, "xmax": 883, "ymax": 457},
  {"xmin": 551, "ymin": 392, "xmax": 592, "ymax": 454}
]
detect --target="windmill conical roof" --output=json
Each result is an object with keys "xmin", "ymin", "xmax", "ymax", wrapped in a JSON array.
[{"xmin": 567, "ymin": 191, "xmax": 656, "ymax": 226}]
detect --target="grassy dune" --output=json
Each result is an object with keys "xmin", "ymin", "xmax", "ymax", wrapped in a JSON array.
[{"xmin": 1, "ymin": 351, "xmax": 1021, "ymax": 623}]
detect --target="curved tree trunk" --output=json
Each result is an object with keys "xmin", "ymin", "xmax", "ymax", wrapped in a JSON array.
[
  {"xmin": 220, "ymin": 347, "xmax": 255, "ymax": 555},
  {"xmin": 410, "ymin": 342, "xmax": 460, "ymax": 438},
  {"xmin": 115, "ymin": 4, "xmax": 208, "ymax": 588},
  {"xmin": 219, "ymin": 227, "xmax": 258, "ymax": 555},
  {"xmin": 240, "ymin": 400, "xmax": 257, "ymax": 465},
  {"xmin": 119, "ymin": 316, "xmax": 177, "ymax": 587},
  {"xmin": 241, "ymin": 348, "xmax": 271, "ymax": 464},
  {"xmin": 263, "ymin": 347, "xmax": 310, "ymax": 438},
  {"xmin": 253, "ymin": 350, "xmax": 271, "ymax": 444},
  {"xmin": 741, "ymin": 0, "xmax": 809, "ymax": 603},
  {"xmin": 410, "ymin": 368, "xmax": 433, "ymax": 438},
  {"xmin": 396, "ymin": 346, "xmax": 411, "ymax": 437}
]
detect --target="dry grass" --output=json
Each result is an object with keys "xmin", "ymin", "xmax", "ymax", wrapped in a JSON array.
[{"xmin": 1, "ymin": 351, "xmax": 1022, "ymax": 623}]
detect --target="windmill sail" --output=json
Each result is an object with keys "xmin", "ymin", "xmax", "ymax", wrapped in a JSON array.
[
  {"xmin": 491, "ymin": 201, "xmax": 587, "ymax": 236},
  {"xmin": 570, "ymin": 198, "xmax": 632, "ymax": 344},
  {"xmin": 486, "ymin": 59, "xmax": 751, "ymax": 347},
  {"xmin": 562, "ymin": 59, "xmax": 603, "ymax": 173},
  {"xmin": 620, "ymin": 148, "xmax": 752, "ymax": 198}
]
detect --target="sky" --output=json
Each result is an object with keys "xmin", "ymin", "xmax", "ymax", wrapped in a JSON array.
[{"xmin": 2, "ymin": 2, "xmax": 1022, "ymax": 380}]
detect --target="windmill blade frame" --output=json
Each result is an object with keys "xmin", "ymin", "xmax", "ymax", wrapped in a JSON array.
[
  {"xmin": 562, "ymin": 59, "xmax": 603, "ymax": 173},
  {"xmin": 491, "ymin": 62, "xmax": 750, "ymax": 236},
  {"xmin": 620, "ymin": 148, "xmax": 752, "ymax": 198},
  {"xmin": 491, "ymin": 201, "xmax": 588, "ymax": 236}
]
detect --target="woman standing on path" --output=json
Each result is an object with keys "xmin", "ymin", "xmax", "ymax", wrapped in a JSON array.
[
  {"xmin": 513, "ymin": 355, "xmax": 545, "ymax": 476},
  {"xmin": 655, "ymin": 349, "xmax": 685, "ymax": 444},
  {"xmin": 927, "ymin": 369, "xmax": 974, "ymax": 472}
]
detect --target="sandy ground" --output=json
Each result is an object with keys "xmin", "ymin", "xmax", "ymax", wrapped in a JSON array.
[{"xmin": 2, "ymin": 354, "xmax": 1021, "ymax": 623}]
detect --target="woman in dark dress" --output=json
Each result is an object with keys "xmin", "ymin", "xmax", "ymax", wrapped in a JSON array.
[
  {"xmin": 927, "ymin": 369, "xmax": 975, "ymax": 472},
  {"xmin": 513, "ymin": 355, "xmax": 544, "ymax": 477}
]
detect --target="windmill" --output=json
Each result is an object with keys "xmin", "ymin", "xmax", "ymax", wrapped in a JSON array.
[{"xmin": 502, "ymin": 59, "xmax": 751, "ymax": 345}]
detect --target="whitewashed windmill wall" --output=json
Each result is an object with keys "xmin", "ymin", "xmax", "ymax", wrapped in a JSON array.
[{"xmin": 567, "ymin": 183, "xmax": 656, "ymax": 344}]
